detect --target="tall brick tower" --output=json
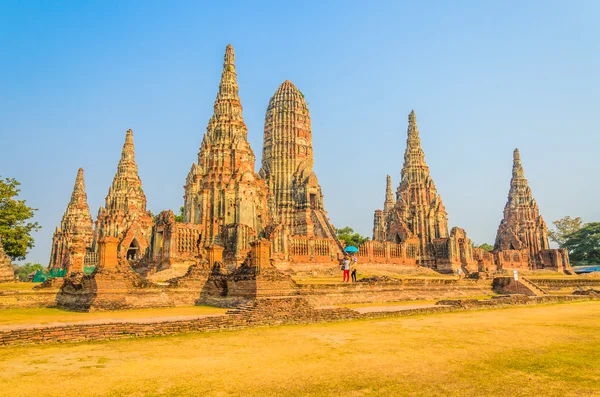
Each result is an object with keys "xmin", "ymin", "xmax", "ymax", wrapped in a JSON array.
[
  {"xmin": 383, "ymin": 174, "xmax": 395, "ymax": 213},
  {"xmin": 382, "ymin": 111, "xmax": 448, "ymax": 262},
  {"xmin": 494, "ymin": 148, "xmax": 550, "ymax": 259},
  {"xmin": 94, "ymin": 129, "xmax": 153, "ymax": 261},
  {"xmin": 48, "ymin": 168, "xmax": 94, "ymax": 270},
  {"xmin": 184, "ymin": 44, "xmax": 271, "ymax": 262},
  {"xmin": 373, "ymin": 175, "xmax": 395, "ymax": 241},
  {"xmin": 259, "ymin": 80, "xmax": 338, "ymax": 250}
]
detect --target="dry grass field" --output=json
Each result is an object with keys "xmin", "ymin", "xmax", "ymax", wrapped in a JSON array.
[
  {"xmin": 0, "ymin": 282, "xmax": 40, "ymax": 291},
  {"xmin": 0, "ymin": 306, "xmax": 228, "ymax": 327},
  {"xmin": 0, "ymin": 301, "xmax": 598, "ymax": 396}
]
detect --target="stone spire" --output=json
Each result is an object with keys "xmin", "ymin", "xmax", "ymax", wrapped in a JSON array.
[
  {"xmin": 512, "ymin": 148, "xmax": 525, "ymax": 179},
  {"xmin": 183, "ymin": 45, "xmax": 271, "ymax": 260},
  {"xmin": 259, "ymin": 80, "xmax": 339, "ymax": 247},
  {"xmin": 210, "ymin": 44, "xmax": 244, "ymax": 132},
  {"xmin": 195, "ymin": 44, "xmax": 255, "ymax": 180},
  {"xmin": 390, "ymin": 111, "xmax": 448, "ymax": 259},
  {"xmin": 94, "ymin": 129, "xmax": 153, "ymax": 261},
  {"xmin": 63, "ymin": 168, "xmax": 94, "ymax": 235},
  {"xmin": 48, "ymin": 168, "xmax": 94, "ymax": 270},
  {"xmin": 384, "ymin": 174, "xmax": 395, "ymax": 213},
  {"xmin": 495, "ymin": 148, "xmax": 550, "ymax": 258},
  {"xmin": 104, "ymin": 129, "xmax": 147, "ymax": 214},
  {"xmin": 373, "ymin": 175, "xmax": 396, "ymax": 242}
]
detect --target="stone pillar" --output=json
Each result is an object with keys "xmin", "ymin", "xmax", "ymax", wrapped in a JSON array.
[
  {"xmin": 251, "ymin": 239, "xmax": 271, "ymax": 272},
  {"xmin": 366, "ymin": 241, "xmax": 374, "ymax": 262},
  {"xmin": 67, "ymin": 235, "xmax": 87, "ymax": 275},
  {"xmin": 207, "ymin": 245, "xmax": 224, "ymax": 267},
  {"xmin": 385, "ymin": 242, "xmax": 391, "ymax": 262},
  {"xmin": 97, "ymin": 236, "xmax": 120, "ymax": 270}
]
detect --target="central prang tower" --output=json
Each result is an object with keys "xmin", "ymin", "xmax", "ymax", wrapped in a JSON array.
[
  {"xmin": 183, "ymin": 44, "xmax": 271, "ymax": 262},
  {"xmin": 259, "ymin": 80, "xmax": 340, "ymax": 256}
]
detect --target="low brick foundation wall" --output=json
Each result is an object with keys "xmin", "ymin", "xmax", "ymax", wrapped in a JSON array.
[
  {"xmin": 0, "ymin": 295, "xmax": 594, "ymax": 347},
  {"xmin": 0, "ymin": 277, "xmax": 496, "ymax": 310},
  {"xmin": 0, "ymin": 290, "xmax": 60, "ymax": 309},
  {"xmin": 299, "ymin": 278, "xmax": 494, "ymax": 306},
  {"xmin": 521, "ymin": 278, "xmax": 600, "ymax": 295},
  {"xmin": 529, "ymin": 278, "xmax": 600, "ymax": 288}
]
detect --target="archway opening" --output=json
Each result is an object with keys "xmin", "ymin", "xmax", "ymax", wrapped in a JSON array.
[{"xmin": 127, "ymin": 239, "xmax": 140, "ymax": 260}]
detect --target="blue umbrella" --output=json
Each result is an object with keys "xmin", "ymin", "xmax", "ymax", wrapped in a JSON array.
[{"xmin": 344, "ymin": 246, "xmax": 359, "ymax": 253}]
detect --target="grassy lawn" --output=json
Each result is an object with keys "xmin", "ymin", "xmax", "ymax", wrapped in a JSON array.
[
  {"xmin": 0, "ymin": 282, "xmax": 40, "ymax": 291},
  {"xmin": 0, "ymin": 302, "xmax": 598, "ymax": 396},
  {"xmin": 0, "ymin": 306, "xmax": 228, "ymax": 327}
]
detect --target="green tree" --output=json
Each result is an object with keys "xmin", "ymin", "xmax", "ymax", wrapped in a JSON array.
[
  {"xmin": 0, "ymin": 177, "xmax": 41, "ymax": 260},
  {"xmin": 476, "ymin": 243, "xmax": 494, "ymax": 252},
  {"xmin": 549, "ymin": 216, "xmax": 583, "ymax": 248},
  {"xmin": 13, "ymin": 262, "xmax": 44, "ymax": 282},
  {"xmin": 336, "ymin": 226, "xmax": 369, "ymax": 247},
  {"xmin": 562, "ymin": 222, "xmax": 600, "ymax": 265},
  {"xmin": 174, "ymin": 206, "xmax": 185, "ymax": 222}
]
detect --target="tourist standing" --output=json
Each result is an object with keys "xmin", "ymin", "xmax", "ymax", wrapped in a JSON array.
[
  {"xmin": 351, "ymin": 256, "xmax": 358, "ymax": 282},
  {"xmin": 342, "ymin": 257, "xmax": 350, "ymax": 282}
]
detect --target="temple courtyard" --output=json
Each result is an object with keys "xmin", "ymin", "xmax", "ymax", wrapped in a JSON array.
[{"xmin": 0, "ymin": 301, "xmax": 598, "ymax": 397}]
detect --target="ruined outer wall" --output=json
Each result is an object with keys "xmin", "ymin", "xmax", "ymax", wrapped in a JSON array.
[{"xmin": 1, "ymin": 295, "xmax": 593, "ymax": 347}]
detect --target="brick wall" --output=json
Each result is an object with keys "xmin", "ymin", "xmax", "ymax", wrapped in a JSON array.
[
  {"xmin": 299, "ymin": 278, "xmax": 494, "ymax": 306},
  {"xmin": 1, "ymin": 295, "xmax": 593, "ymax": 347}
]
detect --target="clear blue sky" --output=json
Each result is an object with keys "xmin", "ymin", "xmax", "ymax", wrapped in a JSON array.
[{"xmin": 1, "ymin": 1, "xmax": 599, "ymax": 264}]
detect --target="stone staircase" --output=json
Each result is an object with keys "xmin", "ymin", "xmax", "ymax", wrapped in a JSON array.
[
  {"xmin": 313, "ymin": 210, "xmax": 346, "ymax": 254},
  {"xmin": 147, "ymin": 267, "xmax": 189, "ymax": 282},
  {"xmin": 226, "ymin": 302, "xmax": 256, "ymax": 315},
  {"xmin": 520, "ymin": 277, "xmax": 548, "ymax": 296}
]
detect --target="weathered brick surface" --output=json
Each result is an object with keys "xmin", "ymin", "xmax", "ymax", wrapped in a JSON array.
[
  {"xmin": 299, "ymin": 278, "xmax": 494, "ymax": 306},
  {"xmin": 48, "ymin": 168, "xmax": 94, "ymax": 271},
  {"xmin": 529, "ymin": 278, "xmax": 600, "ymax": 288}
]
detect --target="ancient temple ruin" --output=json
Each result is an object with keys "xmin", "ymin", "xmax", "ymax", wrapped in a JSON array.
[
  {"xmin": 94, "ymin": 129, "xmax": 154, "ymax": 264},
  {"xmin": 259, "ymin": 80, "xmax": 342, "ymax": 261},
  {"xmin": 47, "ymin": 44, "xmax": 572, "ymax": 300},
  {"xmin": 180, "ymin": 44, "xmax": 271, "ymax": 265},
  {"xmin": 493, "ymin": 149, "xmax": 570, "ymax": 271},
  {"xmin": 371, "ymin": 111, "xmax": 472, "ymax": 272},
  {"xmin": 495, "ymin": 149, "xmax": 550, "ymax": 254},
  {"xmin": 48, "ymin": 168, "xmax": 94, "ymax": 270},
  {"xmin": 391, "ymin": 110, "xmax": 449, "ymax": 250}
]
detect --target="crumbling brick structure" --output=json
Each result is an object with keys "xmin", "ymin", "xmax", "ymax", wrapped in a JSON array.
[
  {"xmin": 259, "ymin": 80, "xmax": 343, "ymax": 261},
  {"xmin": 493, "ymin": 149, "xmax": 571, "ymax": 272},
  {"xmin": 372, "ymin": 111, "xmax": 475, "ymax": 273},
  {"xmin": 48, "ymin": 168, "xmax": 94, "ymax": 270},
  {"xmin": 181, "ymin": 45, "xmax": 271, "ymax": 266},
  {"xmin": 94, "ymin": 129, "xmax": 154, "ymax": 266}
]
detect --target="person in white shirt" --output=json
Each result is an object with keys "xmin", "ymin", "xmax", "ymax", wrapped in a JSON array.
[{"xmin": 342, "ymin": 257, "xmax": 351, "ymax": 282}]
